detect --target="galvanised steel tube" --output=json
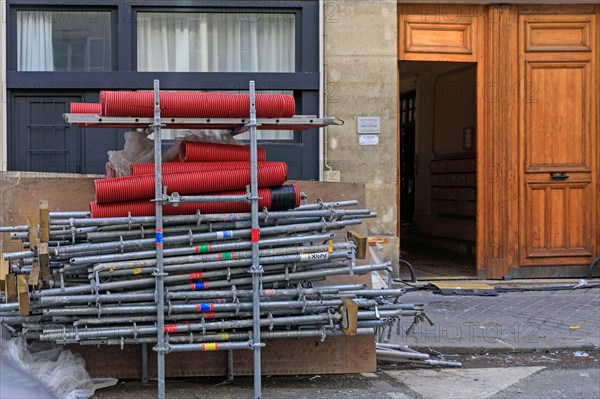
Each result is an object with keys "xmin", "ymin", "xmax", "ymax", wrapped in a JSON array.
[
  {"xmin": 40, "ymin": 312, "xmax": 343, "ymax": 341},
  {"xmin": 49, "ymin": 211, "xmax": 90, "ymax": 218},
  {"xmin": 40, "ymin": 307, "xmax": 403, "ymax": 342},
  {"xmin": 70, "ymin": 233, "xmax": 335, "ymax": 266},
  {"xmin": 167, "ymin": 262, "xmax": 391, "ymax": 292},
  {"xmin": 85, "ymin": 223, "xmax": 236, "ymax": 242},
  {"xmin": 36, "ymin": 285, "xmax": 365, "ymax": 307},
  {"xmin": 294, "ymin": 200, "xmax": 358, "ymax": 210},
  {"xmin": 93, "ymin": 243, "xmax": 353, "ymax": 276},
  {"xmin": 165, "ymin": 284, "xmax": 366, "ymax": 301},
  {"xmin": 43, "ymin": 219, "xmax": 360, "ymax": 257},
  {"xmin": 153, "ymin": 80, "xmax": 167, "ymax": 399},
  {"xmin": 48, "ymin": 201, "xmax": 363, "ymax": 227},
  {"xmin": 67, "ymin": 328, "xmax": 376, "ymax": 346},
  {"xmin": 83, "ymin": 210, "xmax": 372, "ymax": 242},
  {"xmin": 11, "ymin": 227, "xmax": 98, "ymax": 240},
  {"xmin": 38, "ymin": 292, "xmax": 156, "ymax": 306},
  {"xmin": 92, "ymin": 250, "xmax": 351, "ymax": 281},
  {"xmin": 0, "ymin": 225, "xmax": 28, "ymax": 233},
  {"xmin": 42, "ymin": 298, "xmax": 379, "ymax": 317},
  {"xmin": 68, "ymin": 308, "xmax": 337, "ymax": 327},
  {"xmin": 169, "ymin": 340, "xmax": 253, "ymax": 352},
  {"xmin": 248, "ymin": 81, "xmax": 263, "ymax": 399}
]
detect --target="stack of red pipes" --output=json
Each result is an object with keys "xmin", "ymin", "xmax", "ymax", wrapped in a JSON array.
[
  {"xmin": 90, "ymin": 141, "xmax": 301, "ymax": 218},
  {"xmin": 71, "ymin": 90, "xmax": 301, "ymax": 218}
]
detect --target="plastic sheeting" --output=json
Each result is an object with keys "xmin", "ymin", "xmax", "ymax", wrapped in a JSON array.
[{"xmin": 0, "ymin": 337, "xmax": 94, "ymax": 399}]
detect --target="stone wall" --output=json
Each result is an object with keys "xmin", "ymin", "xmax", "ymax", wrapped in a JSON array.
[{"xmin": 323, "ymin": 0, "xmax": 399, "ymax": 266}]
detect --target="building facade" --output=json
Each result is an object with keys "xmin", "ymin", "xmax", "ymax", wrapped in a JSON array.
[{"xmin": 1, "ymin": 1, "xmax": 598, "ymax": 278}]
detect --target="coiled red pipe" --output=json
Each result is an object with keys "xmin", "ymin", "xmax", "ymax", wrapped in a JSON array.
[
  {"xmin": 100, "ymin": 91, "xmax": 295, "ymax": 118},
  {"xmin": 131, "ymin": 161, "xmax": 284, "ymax": 176},
  {"xmin": 90, "ymin": 186, "xmax": 301, "ymax": 218},
  {"xmin": 94, "ymin": 163, "xmax": 288, "ymax": 204},
  {"xmin": 179, "ymin": 141, "xmax": 266, "ymax": 162},
  {"xmin": 70, "ymin": 103, "xmax": 102, "ymax": 114}
]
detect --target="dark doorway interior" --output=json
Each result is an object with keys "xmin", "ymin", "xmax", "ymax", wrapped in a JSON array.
[
  {"xmin": 400, "ymin": 90, "xmax": 416, "ymax": 224},
  {"xmin": 399, "ymin": 61, "xmax": 478, "ymax": 280}
]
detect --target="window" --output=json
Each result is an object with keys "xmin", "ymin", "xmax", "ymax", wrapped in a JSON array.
[
  {"xmin": 17, "ymin": 11, "xmax": 112, "ymax": 72},
  {"xmin": 137, "ymin": 12, "xmax": 295, "ymax": 72}
]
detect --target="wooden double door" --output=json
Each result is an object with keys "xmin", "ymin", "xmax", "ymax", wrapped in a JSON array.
[{"xmin": 398, "ymin": 4, "xmax": 599, "ymax": 277}]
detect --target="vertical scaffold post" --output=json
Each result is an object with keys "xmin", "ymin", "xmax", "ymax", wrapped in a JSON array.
[
  {"xmin": 152, "ymin": 80, "xmax": 167, "ymax": 399},
  {"xmin": 248, "ymin": 81, "xmax": 264, "ymax": 399}
]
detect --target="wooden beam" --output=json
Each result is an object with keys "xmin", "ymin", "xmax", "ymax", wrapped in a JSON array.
[
  {"xmin": 17, "ymin": 275, "xmax": 30, "ymax": 316},
  {"xmin": 0, "ymin": 256, "xmax": 9, "ymax": 291},
  {"xmin": 346, "ymin": 230, "xmax": 367, "ymax": 260},
  {"xmin": 38, "ymin": 242, "xmax": 51, "ymax": 283},
  {"xmin": 39, "ymin": 200, "xmax": 50, "ymax": 243},
  {"xmin": 4, "ymin": 274, "xmax": 17, "ymax": 303},
  {"xmin": 340, "ymin": 297, "xmax": 358, "ymax": 336},
  {"xmin": 27, "ymin": 215, "xmax": 38, "ymax": 249}
]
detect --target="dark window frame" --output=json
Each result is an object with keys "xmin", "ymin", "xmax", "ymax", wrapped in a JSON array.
[
  {"xmin": 7, "ymin": 1, "xmax": 320, "ymax": 91},
  {"xmin": 6, "ymin": 0, "xmax": 320, "ymax": 177},
  {"xmin": 8, "ymin": 6, "xmax": 119, "ymax": 73}
]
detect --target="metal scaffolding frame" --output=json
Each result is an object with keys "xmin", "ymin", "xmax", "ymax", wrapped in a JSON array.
[
  {"xmin": 59, "ymin": 80, "xmax": 339, "ymax": 399},
  {"xmin": 0, "ymin": 80, "xmax": 389, "ymax": 399}
]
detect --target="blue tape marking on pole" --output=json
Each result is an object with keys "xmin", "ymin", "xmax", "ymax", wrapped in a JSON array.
[{"xmin": 156, "ymin": 230, "xmax": 164, "ymax": 246}]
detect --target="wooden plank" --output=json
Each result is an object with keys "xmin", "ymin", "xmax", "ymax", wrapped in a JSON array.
[
  {"xmin": 70, "ymin": 335, "xmax": 376, "ymax": 378},
  {"xmin": 38, "ymin": 242, "xmax": 51, "ymax": 283},
  {"xmin": 17, "ymin": 274, "xmax": 30, "ymax": 316},
  {"xmin": 29, "ymin": 259, "xmax": 41, "ymax": 288},
  {"xmin": 0, "ymin": 255, "xmax": 9, "ymax": 291},
  {"xmin": 340, "ymin": 297, "xmax": 359, "ymax": 337},
  {"xmin": 4, "ymin": 274, "xmax": 17, "ymax": 303},
  {"xmin": 27, "ymin": 216, "xmax": 37, "ymax": 249},
  {"xmin": 347, "ymin": 230, "xmax": 367, "ymax": 259},
  {"xmin": 39, "ymin": 200, "xmax": 50, "ymax": 243}
]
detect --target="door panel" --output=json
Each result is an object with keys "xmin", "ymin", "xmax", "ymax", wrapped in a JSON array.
[
  {"xmin": 398, "ymin": 5, "xmax": 482, "ymax": 62},
  {"xmin": 519, "ymin": 11, "xmax": 597, "ymax": 266},
  {"xmin": 525, "ymin": 62, "xmax": 590, "ymax": 171},
  {"xmin": 524, "ymin": 178, "xmax": 592, "ymax": 259}
]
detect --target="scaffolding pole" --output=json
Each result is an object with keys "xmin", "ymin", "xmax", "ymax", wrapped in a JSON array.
[
  {"xmin": 248, "ymin": 81, "xmax": 264, "ymax": 399},
  {"xmin": 152, "ymin": 80, "xmax": 167, "ymax": 399}
]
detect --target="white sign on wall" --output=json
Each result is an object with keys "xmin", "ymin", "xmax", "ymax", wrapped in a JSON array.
[
  {"xmin": 356, "ymin": 116, "xmax": 381, "ymax": 134},
  {"xmin": 359, "ymin": 135, "xmax": 379, "ymax": 146}
]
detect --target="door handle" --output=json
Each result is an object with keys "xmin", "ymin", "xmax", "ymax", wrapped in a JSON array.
[{"xmin": 550, "ymin": 171, "xmax": 569, "ymax": 180}]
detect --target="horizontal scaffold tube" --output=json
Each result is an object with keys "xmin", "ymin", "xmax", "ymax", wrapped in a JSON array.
[
  {"xmin": 67, "ymin": 328, "xmax": 376, "ymax": 346},
  {"xmin": 42, "ymin": 298, "xmax": 379, "ymax": 317},
  {"xmin": 68, "ymin": 233, "xmax": 335, "ymax": 266},
  {"xmin": 47, "ymin": 200, "xmax": 361, "ymax": 227},
  {"xmin": 46, "ymin": 219, "xmax": 360, "ymax": 258},
  {"xmin": 33, "ymin": 263, "xmax": 390, "ymax": 298},
  {"xmin": 92, "ymin": 242, "xmax": 353, "ymax": 275}
]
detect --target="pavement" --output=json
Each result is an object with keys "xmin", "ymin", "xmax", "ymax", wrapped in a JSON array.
[{"xmin": 387, "ymin": 282, "xmax": 600, "ymax": 354}]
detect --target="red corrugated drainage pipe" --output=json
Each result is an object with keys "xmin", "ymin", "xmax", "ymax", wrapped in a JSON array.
[
  {"xmin": 90, "ymin": 185, "xmax": 301, "ymax": 218},
  {"xmin": 131, "ymin": 161, "xmax": 284, "ymax": 176},
  {"xmin": 70, "ymin": 103, "xmax": 102, "ymax": 114},
  {"xmin": 94, "ymin": 163, "xmax": 288, "ymax": 204},
  {"xmin": 100, "ymin": 91, "xmax": 295, "ymax": 118},
  {"xmin": 179, "ymin": 141, "xmax": 267, "ymax": 162}
]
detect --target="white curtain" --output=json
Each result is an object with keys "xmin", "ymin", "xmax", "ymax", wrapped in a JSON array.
[
  {"xmin": 138, "ymin": 13, "xmax": 295, "ymax": 140},
  {"xmin": 18, "ymin": 11, "xmax": 54, "ymax": 71},
  {"xmin": 137, "ymin": 13, "xmax": 294, "ymax": 73}
]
